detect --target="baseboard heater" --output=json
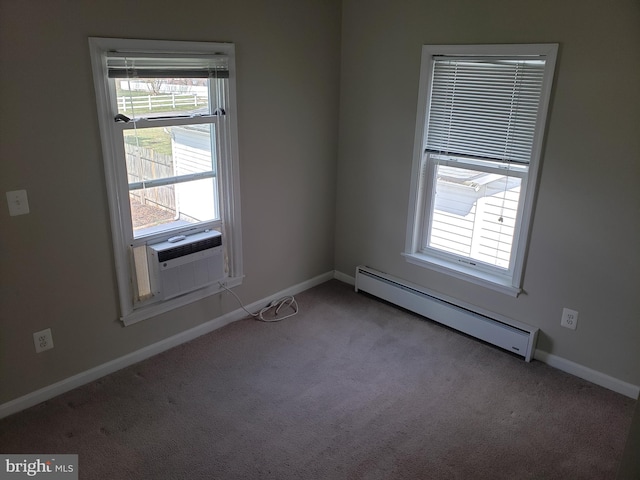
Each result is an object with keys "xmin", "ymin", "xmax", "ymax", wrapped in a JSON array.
[{"xmin": 354, "ymin": 266, "xmax": 538, "ymax": 361}]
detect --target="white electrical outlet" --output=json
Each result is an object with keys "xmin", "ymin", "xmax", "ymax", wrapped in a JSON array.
[
  {"xmin": 6, "ymin": 189, "xmax": 30, "ymax": 216},
  {"xmin": 560, "ymin": 308, "xmax": 578, "ymax": 330},
  {"xmin": 33, "ymin": 328, "xmax": 54, "ymax": 353}
]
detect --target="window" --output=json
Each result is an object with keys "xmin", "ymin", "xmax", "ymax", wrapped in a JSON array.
[
  {"xmin": 405, "ymin": 44, "xmax": 558, "ymax": 296},
  {"xmin": 89, "ymin": 38, "xmax": 243, "ymax": 324}
]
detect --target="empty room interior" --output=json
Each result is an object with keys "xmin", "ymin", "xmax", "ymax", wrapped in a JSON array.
[{"xmin": 1, "ymin": 0, "xmax": 639, "ymax": 478}]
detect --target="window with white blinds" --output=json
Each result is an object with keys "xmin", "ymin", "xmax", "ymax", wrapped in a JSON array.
[
  {"xmin": 405, "ymin": 44, "xmax": 558, "ymax": 295},
  {"xmin": 426, "ymin": 58, "xmax": 545, "ymax": 163}
]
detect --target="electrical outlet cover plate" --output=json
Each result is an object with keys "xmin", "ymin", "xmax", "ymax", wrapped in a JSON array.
[
  {"xmin": 33, "ymin": 328, "xmax": 54, "ymax": 353},
  {"xmin": 561, "ymin": 308, "xmax": 578, "ymax": 330},
  {"xmin": 6, "ymin": 189, "xmax": 30, "ymax": 216}
]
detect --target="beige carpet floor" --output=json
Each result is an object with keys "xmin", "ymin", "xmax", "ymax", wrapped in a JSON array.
[{"xmin": 0, "ymin": 280, "xmax": 635, "ymax": 479}]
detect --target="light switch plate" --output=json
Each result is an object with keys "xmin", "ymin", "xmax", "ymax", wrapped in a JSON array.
[{"xmin": 7, "ymin": 190, "xmax": 30, "ymax": 216}]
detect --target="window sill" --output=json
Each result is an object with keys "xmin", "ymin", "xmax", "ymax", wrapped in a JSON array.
[
  {"xmin": 121, "ymin": 275, "xmax": 243, "ymax": 326},
  {"xmin": 402, "ymin": 252, "xmax": 522, "ymax": 297}
]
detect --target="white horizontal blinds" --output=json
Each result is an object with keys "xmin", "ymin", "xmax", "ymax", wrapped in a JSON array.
[
  {"xmin": 106, "ymin": 54, "xmax": 229, "ymax": 79},
  {"xmin": 426, "ymin": 57, "xmax": 546, "ymax": 164}
]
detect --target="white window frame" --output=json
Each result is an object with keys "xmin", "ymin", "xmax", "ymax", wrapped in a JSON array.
[
  {"xmin": 404, "ymin": 44, "xmax": 558, "ymax": 296},
  {"xmin": 89, "ymin": 37, "xmax": 243, "ymax": 324}
]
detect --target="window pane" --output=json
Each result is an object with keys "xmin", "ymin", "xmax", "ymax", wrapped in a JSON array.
[
  {"xmin": 124, "ymin": 125, "xmax": 216, "ymax": 184},
  {"xmin": 116, "ymin": 77, "xmax": 209, "ymax": 119},
  {"xmin": 124, "ymin": 124, "xmax": 219, "ymax": 238},
  {"xmin": 428, "ymin": 164, "xmax": 522, "ymax": 270},
  {"xmin": 130, "ymin": 177, "xmax": 218, "ymax": 236}
]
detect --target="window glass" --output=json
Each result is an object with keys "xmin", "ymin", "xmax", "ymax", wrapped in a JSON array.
[
  {"xmin": 116, "ymin": 77, "xmax": 210, "ymax": 119},
  {"xmin": 429, "ymin": 163, "xmax": 522, "ymax": 270},
  {"xmin": 124, "ymin": 124, "xmax": 218, "ymax": 237}
]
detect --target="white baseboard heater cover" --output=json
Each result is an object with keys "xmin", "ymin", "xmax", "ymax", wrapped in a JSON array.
[{"xmin": 354, "ymin": 266, "xmax": 538, "ymax": 361}]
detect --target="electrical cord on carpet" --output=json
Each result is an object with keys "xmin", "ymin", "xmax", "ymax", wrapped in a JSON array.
[{"xmin": 218, "ymin": 282, "xmax": 299, "ymax": 322}]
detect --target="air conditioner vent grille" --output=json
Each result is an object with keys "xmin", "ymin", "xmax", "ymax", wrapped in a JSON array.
[{"xmin": 158, "ymin": 235, "xmax": 222, "ymax": 263}]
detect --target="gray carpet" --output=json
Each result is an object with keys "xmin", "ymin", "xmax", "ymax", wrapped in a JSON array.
[{"xmin": 0, "ymin": 280, "xmax": 635, "ymax": 479}]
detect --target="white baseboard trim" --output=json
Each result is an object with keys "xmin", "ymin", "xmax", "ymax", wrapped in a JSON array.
[
  {"xmin": 4, "ymin": 271, "xmax": 635, "ymax": 419},
  {"xmin": 534, "ymin": 350, "xmax": 639, "ymax": 399},
  {"xmin": 0, "ymin": 271, "xmax": 335, "ymax": 420},
  {"xmin": 333, "ymin": 269, "xmax": 355, "ymax": 285}
]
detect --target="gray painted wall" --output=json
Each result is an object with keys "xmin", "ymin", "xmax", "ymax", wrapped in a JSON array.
[
  {"xmin": 1, "ymin": 0, "xmax": 638, "ymax": 406},
  {"xmin": 0, "ymin": 0, "xmax": 341, "ymax": 403},
  {"xmin": 336, "ymin": 0, "xmax": 640, "ymax": 386}
]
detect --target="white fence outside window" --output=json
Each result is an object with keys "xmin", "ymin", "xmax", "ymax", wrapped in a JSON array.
[{"xmin": 118, "ymin": 93, "xmax": 208, "ymax": 113}]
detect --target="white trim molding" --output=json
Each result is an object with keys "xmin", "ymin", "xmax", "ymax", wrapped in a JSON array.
[
  {"xmin": 3, "ymin": 270, "xmax": 636, "ymax": 419},
  {"xmin": 0, "ymin": 271, "xmax": 334, "ymax": 420},
  {"xmin": 533, "ymin": 350, "xmax": 639, "ymax": 400},
  {"xmin": 333, "ymin": 269, "xmax": 355, "ymax": 285}
]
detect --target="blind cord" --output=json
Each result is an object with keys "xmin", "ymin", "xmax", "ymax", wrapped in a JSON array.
[{"xmin": 218, "ymin": 282, "xmax": 299, "ymax": 322}]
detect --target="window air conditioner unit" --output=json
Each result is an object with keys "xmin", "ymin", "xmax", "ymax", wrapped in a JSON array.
[{"xmin": 147, "ymin": 230, "xmax": 224, "ymax": 300}]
